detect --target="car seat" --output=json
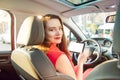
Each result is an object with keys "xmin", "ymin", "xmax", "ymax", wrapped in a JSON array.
[
  {"xmin": 11, "ymin": 16, "xmax": 74, "ymax": 80},
  {"xmin": 85, "ymin": 4, "xmax": 120, "ymax": 80}
]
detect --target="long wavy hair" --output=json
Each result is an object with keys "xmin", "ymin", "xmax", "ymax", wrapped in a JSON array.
[{"xmin": 40, "ymin": 14, "xmax": 70, "ymax": 55}]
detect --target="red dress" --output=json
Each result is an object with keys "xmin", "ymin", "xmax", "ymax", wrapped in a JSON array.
[{"xmin": 46, "ymin": 44, "xmax": 92, "ymax": 79}]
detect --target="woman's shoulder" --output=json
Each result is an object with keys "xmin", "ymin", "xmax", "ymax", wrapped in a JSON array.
[
  {"xmin": 46, "ymin": 47, "xmax": 64, "ymax": 61},
  {"xmin": 46, "ymin": 45, "xmax": 65, "ymax": 66},
  {"xmin": 47, "ymin": 44, "xmax": 64, "ymax": 56}
]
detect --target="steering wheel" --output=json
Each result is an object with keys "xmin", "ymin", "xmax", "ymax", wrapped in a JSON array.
[{"xmin": 81, "ymin": 39, "xmax": 102, "ymax": 65}]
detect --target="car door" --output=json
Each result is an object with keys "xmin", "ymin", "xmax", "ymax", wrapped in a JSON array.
[{"xmin": 0, "ymin": 10, "xmax": 19, "ymax": 80}]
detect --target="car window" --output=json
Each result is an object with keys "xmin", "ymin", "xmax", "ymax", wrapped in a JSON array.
[
  {"xmin": 63, "ymin": 25, "xmax": 77, "ymax": 43},
  {"xmin": 71, "ymin": 12, "xmax": 116, "ymax": 41},
  {"xmin": 0, "ymin": 10, "xmax": 12, "ymax": 51}
]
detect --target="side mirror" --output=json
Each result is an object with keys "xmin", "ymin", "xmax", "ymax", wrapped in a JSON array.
[{"xmin": 106, "ymin": 15, "xmax": 116, "ymax": 23}]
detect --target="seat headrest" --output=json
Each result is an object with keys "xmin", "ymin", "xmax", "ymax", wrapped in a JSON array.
[
  {"xmin": 17, "ymin": 16, "xmax": 45, "ymax": 46},
  {"xmin": 113, "ymin": 4, "xmax": 120, "ymax": 53}
]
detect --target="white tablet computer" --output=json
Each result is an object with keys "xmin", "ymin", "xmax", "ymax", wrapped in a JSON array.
[{"xmin": 68, "ymin": 41, "xmax": 85, "ymax": 53}]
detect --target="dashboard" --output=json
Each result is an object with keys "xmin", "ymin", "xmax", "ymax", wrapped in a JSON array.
[{"xmin": 91, "ymin": 38, "xmax": 112, "ymax": 47}]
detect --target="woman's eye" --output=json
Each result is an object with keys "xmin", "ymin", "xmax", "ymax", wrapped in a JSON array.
[
  {"xmin": 49, "ymin": 28, "xmax": 55, "ymax": 31},
  {"xmin": 48, "ymin": 27, "xmax": 62, "ymax": 31},
  {"xmin": 49, "ymin": 29, "xmax": 54, "ymax": 31}
]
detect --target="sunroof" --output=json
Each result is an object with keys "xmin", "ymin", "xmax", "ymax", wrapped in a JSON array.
[
  {"xmin": 67, "ymin": 0, "xmax": 95, "ymax": 5},
  {"xmin": 59, "ymin": 0, "xmax": 98, "ymax": 8}
]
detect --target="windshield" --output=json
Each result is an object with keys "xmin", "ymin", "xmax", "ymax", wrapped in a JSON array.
[{"xmin": 71, "ymin": 12, "xmax": 116, "ymax": 40}]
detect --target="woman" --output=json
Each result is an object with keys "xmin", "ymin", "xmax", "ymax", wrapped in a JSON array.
[{"xmin": 34, "ymin": 14, "xmax": 90, "ymax": 80}]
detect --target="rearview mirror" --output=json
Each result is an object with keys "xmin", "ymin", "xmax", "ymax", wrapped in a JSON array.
[{"xmin": 106, "ymin": 15, "xmax": 116, "ymax": 23}]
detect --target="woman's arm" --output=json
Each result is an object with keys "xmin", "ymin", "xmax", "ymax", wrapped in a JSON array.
[
  {"xmin": 55, "ymin": 49, "xmax": 89, "ymax": 80},
  {"xmin": 55, "ymin": 54, "xmax": 77, "ymax": 80},
  {"xmin": 77, "ymin": 48, "xmax": 90, "ymax": 80},
  {"xmin": 77, "ymin": 53, "xmax": 87, "ymax": 80}
]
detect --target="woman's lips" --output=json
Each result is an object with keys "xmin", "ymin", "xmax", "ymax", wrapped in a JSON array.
[{"xmin": 55, "ymin": 37, "xmax": 61, "ymax": 40}]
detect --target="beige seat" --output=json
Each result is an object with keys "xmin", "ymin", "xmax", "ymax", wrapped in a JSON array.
[
  {"xmin": 11, "ymin": 16, "xmax": 74, "ymax": 80},
  {"xmin": 85, "ymin": 4, "xmax": 120, "ymax": 80}
]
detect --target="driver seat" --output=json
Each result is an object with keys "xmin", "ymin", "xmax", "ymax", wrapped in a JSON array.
[
  {"xmin": 85, "ymin": 3, "xmax": 120, "ymax": 80},
  {"xmin": 11, "ymin": 16, "xmax": 74, "ymax": 80}
]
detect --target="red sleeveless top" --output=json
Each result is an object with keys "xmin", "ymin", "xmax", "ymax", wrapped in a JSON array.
[
  {"xmin": 46, "ymin": 44, "xmax": 77, "ymax": 72},
  {"xmin": 46, "ymin": 44, "xmax": 92, "ymax": 79}
]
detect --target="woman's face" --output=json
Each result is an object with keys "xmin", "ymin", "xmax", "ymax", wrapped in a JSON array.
[{"xmin": 45, "ymin": 18, "xmax": 63, "ymax": 45}]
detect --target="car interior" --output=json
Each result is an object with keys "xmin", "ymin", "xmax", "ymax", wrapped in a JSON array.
[
  {"xmin": 86, "ymin": 4, "xmax": 120, "ymax": 80},
  {"xmin": 0, "ymin": 0, "xmax": 120, "ymax": 80},
  {"xmin": 11, "ymin": 16, "xmax": 74, "ymax": 80}
]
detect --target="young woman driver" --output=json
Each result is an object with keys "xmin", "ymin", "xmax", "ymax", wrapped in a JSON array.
[{"xmin": 34, "ymin": 14, "xmax": 90, "ymax": 80}]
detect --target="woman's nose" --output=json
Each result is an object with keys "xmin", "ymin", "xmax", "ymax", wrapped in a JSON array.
[{"xmin": 56, "ymin": 30, "xmax": 62, "ymax": 35}]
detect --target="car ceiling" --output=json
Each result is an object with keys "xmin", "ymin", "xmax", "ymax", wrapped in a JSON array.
[{"xmin": 0, "ymin": 0, "xmax": 120, "ymax": 18}]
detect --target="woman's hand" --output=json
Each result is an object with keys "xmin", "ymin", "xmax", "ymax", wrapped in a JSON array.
[
  {"xmin": 77, "ymin": 47, "xmax": 90, "ymax": 65},
  {"xmin": 76, "ymin": 48, "xmax": 90, "ymax": 80}
]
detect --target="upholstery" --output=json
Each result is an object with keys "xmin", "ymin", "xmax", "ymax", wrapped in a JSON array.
[
  {"xmin": 113, "ymin": 4, "xmax": 120, "ymax": 53},
  {"xmin": 17, "ymin": 16, "xmax": 44, "ymax": 46},
  {"xmin": 85, "ymin": 4, "xmax": 120, "ymax": 80},
  {"xmin": 11, "ymin": 16, "xmax": 74, "ymax": 80}
]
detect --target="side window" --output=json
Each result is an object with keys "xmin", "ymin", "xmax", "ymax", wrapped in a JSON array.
[
  {"xmin": 63, "ymin": 25, "xmax": 77, "ymax": 43},
  {"xmin": 0, "ymin": 10, "xmax": 11, "ymax": 51},
  {"xmin": 70, "ymin": 32, "xmax": 77, "ymax": 41}
]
